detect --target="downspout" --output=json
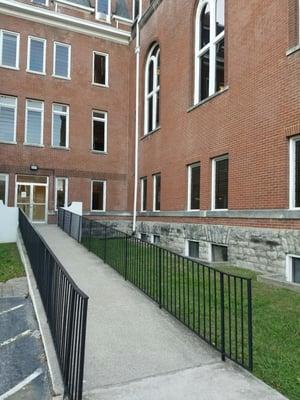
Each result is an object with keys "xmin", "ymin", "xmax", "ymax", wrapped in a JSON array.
[{"xmin": 132, "ymin": 0, "xmax": 142, "ymax": 233}]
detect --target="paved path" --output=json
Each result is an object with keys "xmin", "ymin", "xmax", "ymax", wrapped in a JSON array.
[{"xmin": 37, "ymin": 225, "xmax": 286, "ymax": 400}]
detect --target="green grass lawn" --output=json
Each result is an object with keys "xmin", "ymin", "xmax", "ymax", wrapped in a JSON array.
[
  {"xmin": 82, "ymin": 234, "xmax": 300, "ymax": 400},
  {"xmin": 0, "ymin": 243, "xmax": 25, "ymax": 283}
]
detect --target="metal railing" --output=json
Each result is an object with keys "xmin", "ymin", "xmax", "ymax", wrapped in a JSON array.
[
  {"xmin": 58, "ymin": 208, "xmax": 253, "ymax": 371},
  {"xmin": 19, "ymin": 209, "xmax": 88, "ymax": 400}
]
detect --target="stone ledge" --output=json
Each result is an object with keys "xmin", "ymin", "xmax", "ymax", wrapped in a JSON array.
[{"xmin": 257, "ymin": 274, "xmax": 300, "ymax": 293}]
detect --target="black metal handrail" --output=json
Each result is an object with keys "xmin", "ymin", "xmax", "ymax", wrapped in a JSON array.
[
  {"xmin": 58, "ymin": 208, "xmax": 253, "ymax": 371},
  {"xmin": 19, "ymin": 209, "xmax": 88, "ymax": 400}
]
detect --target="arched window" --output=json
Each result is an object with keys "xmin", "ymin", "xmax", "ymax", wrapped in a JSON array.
[
  {"xmin": 145, "ymin": 44, "xmax": 160, "ymax": 135},
  {"xmin": 194, "ymin": 0, "xmax": 225, "ymax": 104}
]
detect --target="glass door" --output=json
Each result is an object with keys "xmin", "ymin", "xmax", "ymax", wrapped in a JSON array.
[
  {"xmin": 16, "ymin": 180, "xmax": 48, "ymax": 223},
  {"xmin": 17, "ymin": 184, "xmax": 31, "ymax": 219},
  {"xmin": 32, "ymin": 185, "xmax": 46, "ymax": 222}
]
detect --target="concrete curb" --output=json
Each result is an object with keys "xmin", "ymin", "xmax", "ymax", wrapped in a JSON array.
[{"xmin": 17, "ymin": 230, "xmax": 65, "ymax": 400}]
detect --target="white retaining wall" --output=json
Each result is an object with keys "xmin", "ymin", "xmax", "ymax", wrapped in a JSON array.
[{"xmin": 0, "ymin": 201, "xmax": 18, "ymax": 243}]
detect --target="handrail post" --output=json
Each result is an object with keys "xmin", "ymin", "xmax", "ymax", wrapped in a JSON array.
[
  {"xmin": 220, "ymin": 272, "xmax": 226, "ymax": 362},
  {"xmin": 69, "ymin": 211, "xmax": 72, "ymax": 236},
  {"xmin": 159, "ymin": 247, "xmax": 162, "ymax": 309},
  {"xmin": 78, "ymin": 216, "xmax": 82, "ymax": 243},
  {"xmin": 125, "ymin": 235, "xmax": 128, "ymax": 281},
  {"xmin": 89, "ymin": 220, "xmax": 92, "ymax": 251},
  {"xmin": 63, "ymin": 209, "xmax": 65, "ymax": 232},
  {"xmin": 104, "ymin": 225, "xmax": 107, "ymax": 263},
  {"xmin": 247, "ymin": 279, "xmax": 253, "ymax": 371}
]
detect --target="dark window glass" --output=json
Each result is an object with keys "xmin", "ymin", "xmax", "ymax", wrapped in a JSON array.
[
  {"xmin": 97, "ymin": 0, "xmax": 109, "ymax": 14},
  {"xmin": 2, "ymin": 32, "xmax": 18, "ymax": 68},
  {"xmin": 142, "ymin": 178, "xmax": 147, "ymax": 211},
  {"xmin": 54, "ymin": 44, "xmax": 69, "ymax": 78},
  {"xmin": 134, "ymin": 0, "xmax": 139, "ymax": 18},
  {"xmin": 216, "ymin": 39, "xmax": 225, "ymax": 92},
  {"xmin": 295, "ymin": 141, "xmax": 300, "ymax": 207},
  {"xmin": 93, "ymin": 115, "xmax": 105, "ymax": 151},
  {"xmin": 29, "ymin": 39, "xmax": 44, "ymax": 73},
  {"xmin": 56, "ymin": 179, "xmax": 66, "ymax": 208},
  {"xmin": 188, "ymin": 241, "xmax": 199, "ymax": 258},
  {"xmin": 33, "ymin": 0, "xmax": 47, "ymax": 4},
  {"xmin": 148, "ymin": 97, "xmax": 153, "ymax": 132},
  {"xmin": 200, "ymin": 51, "xmax": 210, "ymax": 101},
  {"xmin": 153, "ymin": 235, "xmax": 160, "ymax": 244},
  {"xmin": 156, "ymin": 91, "xmax": 160, "ymax": 127},
  {"xmin": 148, "ymin": 60, "xmax": 154, "ymax": 93},
  {"xmin": 0, "ymin": 178, "xmax": 6, "ymax": 205},
  {"xmin": 154, "ymin": 174, "xmax": 161, "ymax": 211},
  {"xmin": 141, "ymin": 233, "xmax": 147, "ymax": 241},
  {"xmin": 190, "ymin": 164, "xmax": 200, "ymax": 209},
  {"xmin": 292, "ymin": 257, "xmax": 300, "ymax": 284},
  {"xmin": 94, "ymin": 53, "xmax": 106, "ymax": 85},
  {"xmin": 216, "ymin": 0, "xmax": 225, "ymax": 35},
  {"xmin": 212, "ymin": 244, "xmax": 228, "ymax": 262},
  {"xmin": 53, "ymin": 105, "xmax": 67, "ymax": 147},
  {"xmin": 200, "ymin": 3, "xmax": 210, "ymax": 48},
  {"xmin": 92, "ymin": 181, "xmax": 104, "ymax": 210},
  {"xmin": 215, "ymin": 158, "xmax": 228, "ymax": 209}
]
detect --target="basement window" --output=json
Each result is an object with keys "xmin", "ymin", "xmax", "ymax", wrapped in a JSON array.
[
  {"xmin": 187, "ymin": 240, "xmax": 200, "ymax": 259},
  {"xmin": 211, "ymin": 244, "xmax": 228, "ymax": 262},
  {"xmin": 141, "ymin": 233, "xmax": 147, "ymax": 242},
  {"xmin": 287, "ymin": 256, "xmax": 300, "ymax": 284},
  {"xmin": 152, "ymin": 235, "xmax": 160, "ymax": 245}
]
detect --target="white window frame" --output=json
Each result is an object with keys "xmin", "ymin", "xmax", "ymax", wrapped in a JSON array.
[
  {"xmin": 92, "ymin": 51, "xmax": 109, "ymax": 87},
  {"xmin": 185, "ymin": 239, "xmax": 200, "ymax": 259},
  {"xmin": 27, "ymin": 36, "xmax": 46, "ymax": 75},
  {"xmin": 91, "ymin": 180, "xmax": 106, "ymax": 212},
  {"xmin": 24, "ymin": 99, "xmax": 44, "ymax": 146},
  {"xmin": 95, "ymin": 0, "xmax": 112, "ymax": 22},
  {"xmin": 51, "ymin": 103, "xmax": 69, "ymax": 148},
  {"xmin": 55, "ymin": 177, "xmax": 68, "ymax": 211},
  {"xmin": 53, "ymin": 41, "xmax": 71, "ymax": 80},
  {"xmin": 211, "ymin": 155, "xmax": 228, "ymax": 211},
  {"xmin": 286, "ymin": 254, "xmax": 300, "ymax": 283},
  {"xmin": 0, "ymin": 95, "xmax": 17, "ymax": 144},
  {"xmin": 289, "ymin": 136, "xmax": 300, "ymax": 209},
  {"xmin": 140, "ymin": 177, "xmax": 147, "ymax": 212},
  {"xmin": 144, "ymin": 44, "xmax": 160, "ymax": 135},
  {"xmin": 194, "ymin": 0, "xmax": 225, "ymax": 105},
  {"xmin": 0, "ymin": 30, "xmax": 20, "ymax": 70},
  {"xmin": 152, "ymin": 173, "xmax": 161, "ymax": 212},
  {"xmin": 0, "ymin": 174, "xmax": 9, "ymax": 205},
  {"xmin": 92, "ymin": 110, "xmax": 108, "ymax": 153},
  {"xmin": 187, "ymin": 162, "xmax": 200, "ymax": 211}
]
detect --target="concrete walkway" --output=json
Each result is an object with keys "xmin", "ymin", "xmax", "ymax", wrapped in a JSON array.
[{"xmin": 37, "ymin": 225, "xmax": 286, "ymax": 400}]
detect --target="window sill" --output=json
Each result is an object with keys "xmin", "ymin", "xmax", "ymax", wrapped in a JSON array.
[
  {"xmin": 26, "ymin": 69, "xmax": 46, "ymax": 76},
  {"xmin": 188, "ymin": 86, "xmax": 229, "ymax": 113},
  {"xmin": 90, "ymin": 150, "xmax": 108, "ymax": 155},
  {"xmin": 286, "ymin": 44, "xmax": 300, "ymax": 56},
  {"xmin": 141, "ymin": 126, "xmax": 161, "ymax": 140},
  {"xmin": 0, "ymin": 65, "xmax": 19, "ymax": 71},
  {"xmin": 51, "ymin": 146, "xmax": 70, "ymax": 151},
  {"xmin": 0, "ymin": 140, "xmax": 17, "ymax": 145},
  {"xmin": 24, "ymin": 143, "xmax": 44, "ymax": 148},
  {"xmin": 211, "ymin": 208, "xmax": 228, "ymax": 212},
  {"xmin": 92, "ymin": 82, "xmax": 109, "ymax": 88},
  {"xmin": 90, "ymin": 210, "xmax": 106, "ymax": 213},
  {"xmin": 52, "ymin": 74, "xmax": 71, "ymax": 81}
]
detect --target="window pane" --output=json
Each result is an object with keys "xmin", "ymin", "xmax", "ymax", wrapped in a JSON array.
[
  {"xmin": 0, "ymin": 177, "xmax": 7, "ymax": 205},
  {"xmin": 189, "ymin": 241, "xmax": 199, "ymax": 258},
  {"xmin": 141, "ymin": 233, "xmax": 147, "ymax": 242},
  {"xmin": 215, "ymin": 158, "xmax": 228, "ymax": 209},
  {"xmin": 295, "ymin": 141, "xmax": 300, "ymax": 207},
  {"xmin": 53, "ymin": 104, "xmax": 67, "ymax": 113},
  {"xmin": 92, "ymin": 181, "xmax": 104, "ymax": 210},
  {"xmin": 56, "ymin": 179, "xmax": 66, "ymax": 208},
  {"xmin": 212, "ymin": 244, "xmax": 228, "ymax": 262},
  {"xmin": 216, "ymin": 0, "xmax": 225, "ymax": 35},
  {"xmin": 200, "ymin": 3, "xmax": 210, "ymax": 48},
  {"xmin": 153, "ymin": 235, "xmax": 160, "ymax": 244},
  {"xmin": 0, "ymin": 101, "xmax": 15, "ymax": 142},
  {"xmin": 148, "ymin": 97, "xmax": 153, "ymax": 132},
  {"xmin": 200, "ymin": 51, "xmax": 210, "ymax": 101},
  {"xmin": 142, "ymin": 178, "xmax": 147, "ymax": 211},
  {"xmin": 94, "ymin": 53, "xmax": 106, "ymax": 85},
  {"xmin": 2, "ymin": 32, "xmax": 17, "ymax": 68},
  {"xmin": 93, "ymin": 119, "xmax": 105, "ymax": 151},
  {"xmin": 53, "ymin": 114, "xmax": 66, "ymax": 147},
  {"xmin": 97, "ymin": 0, "xmax": 109, "ymax": 14},
  {"xmin": 155, "ymin": 175, "xmax": 161, "ymax": 211},
  {"xmin": 148, "ymin": 60, "xmax": 154, "ymax": 93},
  {"xmin": 32, "ymin": 0, "xmax": 47, "ymax": 4},
  {"xmin": 190, "ymin": 165, "xmax": 200, "ymax": 209},
  {"xmin": 216, "ymin": 39, "xmax": 225, "ymax": 92},
  {"xmin": 26, "ymin": 105, "xmax": 42, "ymax": 145},
  {"xmin": 156, "ymin": 91, "xmax": 160, "ymax": 127},
  {"xmin": 55, "ymin": 44, "xmax": 69, "ymax": 77},
  {"xmin": 292, "ymin": 257, "xmax": 300, "ymax": 284},
  {"xmin": 29, "ymin": 39, "xmax": 44, "ymax": 73}
]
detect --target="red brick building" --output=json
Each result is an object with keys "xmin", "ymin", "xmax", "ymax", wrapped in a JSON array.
[{"xmin": 1, "ymin": 0, "xmax": 300, "ymax": 283}]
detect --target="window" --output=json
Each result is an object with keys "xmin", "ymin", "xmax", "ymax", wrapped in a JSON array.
[
  {"xmin": 211, "ymin": 244, "xmax": 228, "ymax": 262},
  {"xmin": 144, "ymin": 44, "xmax": 160, "ymax": 134},
  {"xmin": 212, "ymin": 155, "xmax": 228, "ymax": 210},
  {"xmin": 188, "ymin": 163, "xmax": 200, "ymax": 210},
  {"xmin": 286, "ymin": 256, "xmax": 300, "ymax": 284},
  {"xmin": 32, "ymin": 0, "xmax": 48, "ymax": 4},
  {"xmin": 141, "ymin": 233, "xmax": 147, "ymax": 242},
  {"xmin": 91, "ymin": 180, "xmax": 106, "ymax": 211},
  {"xmin": 93, "ymin": 52, "xmax": 108, "ymax": 86},
  {"xmin": 53, "ymin": 42, "xmax": 71, "ymax": 79},
  {"xmin": 0, "ymin": 30, "xmax": 19, "ymax": 69},
  {"xmin": 140, "ymin": 177, "xmax": 147, "ymax": 211},
  {"xmin": 27, "ymin": 36, "xmax": 46, "ymax": 74},
  {"xmin": 0, "ymin": 95, "xmax": 17, "ymax": 143},
  {"xmin": 25, "ymin": 100, "xmax": 44, "ymax": 146},
  {"xmin": 187, "ymin": 240, "xmax": 200, "ymax": 259},
  {"xmin": 289, "ymin": 136, "xmax": 300, "ymax": 208},
  {"xmin": 92, "ymin": 111, "xmax": 107, "ymax": 152},
  {"xmin": 0, "ymin": 174, "xmax": 9, "ymax": 205},
  {"xmin": 194, "ymin": 0, "xmax": 225, "ymax": 104},
  {"xmin": 55, "ymin": 177, "xmax": 68, "ymax": 210},
  {"xmin": 52, "ymin": 104, "xmax": 69, "ymax": 148},
  {"xmin": 152, "ymin": 234, "xmax": 160, "ymax": 245},
  {"xmin": 133, "ymin": 0, "xmax": 140, "ymax": 19},
  {"xmin": 96, "ymin": 0, "xmax": 111, "ymax": 21},
  {"xmin": 153, "ymin": 173, "xmax": 161, "ymax": 211}
]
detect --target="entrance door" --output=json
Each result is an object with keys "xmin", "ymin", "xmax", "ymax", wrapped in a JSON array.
[{"xmin": 16, "ymin": 175, "xmax": 48, "ymax": 223}]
